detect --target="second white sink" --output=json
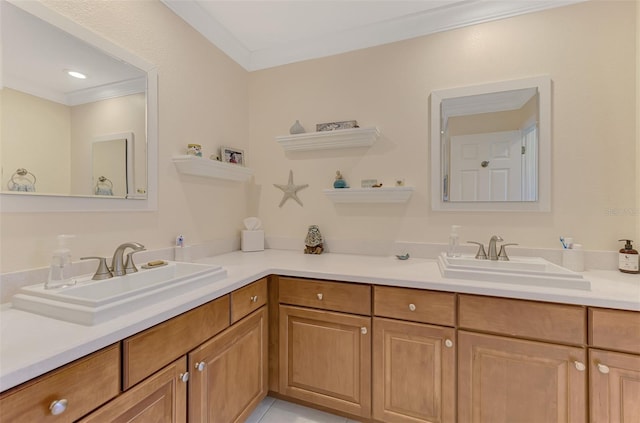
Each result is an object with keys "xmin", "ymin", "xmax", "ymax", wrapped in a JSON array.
[{"xmin": 12, "ymin": 261, "xmax": 228, "ymax": 325}]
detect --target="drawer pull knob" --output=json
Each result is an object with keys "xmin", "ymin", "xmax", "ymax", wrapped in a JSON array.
[
  {"xmin": 180, "ymin": 372, "xmax": 190, "ymax": 383},
  {"xmin": 408, "ymin": 303, "xmax": 416, "ymax": 311},
  {"xmin": 361, "ymin": 327, "xmax": 368, "ymax": 335},
  {"xmin": 195, "ymin": 362, "xmax": 206, "ymax": 372},
  {"xmin": 597, "ymin": 363, "xmax": 610, "ymax": 374},
  {"xmin": 445, "ymin": 339, "xmax": 453, "ymax": 348},
  {"xmin": 49, "ymin": 399, "xmax": 68, "ymax": 416},
  {"xmin": 250, "ymin": 295, "xmax": 258, "ymax": 303},
  {"xmin": 317, "ymin": 293, "xmax": 323, "ymax": 300},
  {"xmin": 574, "ymin": 361, "xmax": 586, "ymax": 372}
]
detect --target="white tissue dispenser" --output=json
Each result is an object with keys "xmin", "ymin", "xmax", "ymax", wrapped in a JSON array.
[{"xmin": 242, "ymin": 230, "xmax": 264, "ymax": 252}]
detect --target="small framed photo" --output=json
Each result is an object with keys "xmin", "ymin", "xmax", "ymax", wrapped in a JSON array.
[
  {"xmin": 220, "ymin": 146, "xmax": 245, "ymax": 166},
  {"xmin": 316, "ymin": 120, "xmax": 359, "ymax": 132}
]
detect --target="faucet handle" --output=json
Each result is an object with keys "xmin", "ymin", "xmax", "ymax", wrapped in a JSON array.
[
  {"xmin": 80, "ymin": 257, "xmax": 113, "ymax": 280},
  {"xmin": 124, "ymin": 249, "xmax": 145, "ymax": 274},
  {"xmin": 467, "ymin": 241, "xmax": 487, "ymax": 260},
  {"xmin": 497, "ymin": 243, "xmax": 519, "ymax": 261}
]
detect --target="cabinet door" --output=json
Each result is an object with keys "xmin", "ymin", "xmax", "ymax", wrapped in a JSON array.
[
  {"xmin": 590, "ymin": 349, "xmax": 640, "ymax": 422},
  {"xmin": 458, "ymin": 331, "xmax": 587, "ymax": 423},
  {"xmin": 373, "ymin": 318, "xmax": 456, "ymax": 423},
  {"xmin": 279, "ymin": 305, "xmax": 371, "ymax": 418},
  {"xmin": 79, "ymin": 357, "xmax": 187, "ymax": 423},
  {"xmin": 189, "ymin": 306, "xmax": 268, "ymax": 423}
]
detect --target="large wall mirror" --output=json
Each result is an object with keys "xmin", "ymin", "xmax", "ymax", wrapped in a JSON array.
[
  {"xmin": 430, "ymin": 76, "xmax": 551, "ymax": 212},
  {"xmin": 0, "ymin": 0, "xmax": 157, "ymax": 212}
]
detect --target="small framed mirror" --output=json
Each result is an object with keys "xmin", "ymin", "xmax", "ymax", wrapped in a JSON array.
[{"xmin": 430, "ymin": 76, "xmax": 551, "ymax": 212}]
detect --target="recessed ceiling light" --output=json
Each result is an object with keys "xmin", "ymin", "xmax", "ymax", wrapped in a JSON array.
[{"xmin": 67, "ymin": 70, "xmax": 87, "ymax": 79}]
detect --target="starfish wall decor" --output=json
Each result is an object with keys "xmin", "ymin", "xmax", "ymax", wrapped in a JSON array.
[{"xmin": 274, "ymin": 170, "xmax": 309, "ymax": 207}]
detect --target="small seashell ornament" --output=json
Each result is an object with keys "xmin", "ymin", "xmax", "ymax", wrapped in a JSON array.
[{"xmin": 304, "ymin": 225, "xmax": 324, "ymax": 254}]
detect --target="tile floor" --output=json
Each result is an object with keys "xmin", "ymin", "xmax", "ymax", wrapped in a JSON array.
[{"xmin": 246, "ymin": 397, "xmax": 361, "ymax": 423}]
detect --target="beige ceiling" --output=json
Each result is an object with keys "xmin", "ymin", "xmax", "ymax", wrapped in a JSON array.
[{"xmin": 161, "ymin": 0, "xmax": 585, "ymax": 71}]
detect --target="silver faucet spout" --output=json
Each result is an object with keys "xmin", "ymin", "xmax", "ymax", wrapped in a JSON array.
[
  {"xmin": 111, "ymin": 242, "xmax": 145, "ymax": 276},
  {"xmin": 487, "ymin": 235, "xmax": 503, "ymax": 261}
]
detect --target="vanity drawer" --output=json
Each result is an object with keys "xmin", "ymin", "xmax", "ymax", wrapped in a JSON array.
[
  {"xmin": 122, "ymin": 295, "xmax": 230, "ymax": 389},
  {"xmin": 589, "ymin": 308, "xmax": 640, "ymax": 353},
  {"xmin": 0, "ymin": 344, "xmax": 120, "ymax": 423},
  {"xmin": 459, "ymin": 294, "xmax": 586, "ymax": 345},
  {"xmin": 374, "ymin": 286, "xmax": 455, "ymax": 326},
  {"xmin": 278, "ymin": 277, "xmax": 371, "ymax": 316},
  {"xmin": 231, "ymin": 277, "xmax": 268, "ymax": 324}
]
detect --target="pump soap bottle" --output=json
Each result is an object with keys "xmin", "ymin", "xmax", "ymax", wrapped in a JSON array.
[
  {"xmin": 447, "ymin": 225, "xmax": 461, "ymax": 257},
  {"xmin": 46, "ymin": 235, "xmax": 76, "ymax": 289},
  {"xmin": 618, "ymin": 239, "xmax": 639, "ymax": 274}
]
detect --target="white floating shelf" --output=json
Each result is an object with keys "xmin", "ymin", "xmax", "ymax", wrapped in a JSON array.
[
  {"xmin": 323, "ymin": 187, "xmax": 414, "ymax": 203},
  {"xmin": 276, "ymin": 127, "xmax": 380, "ymax": 151},
  {"xmin": 172, "ymin": 155, "xmax": 254, "ymax": 182}
]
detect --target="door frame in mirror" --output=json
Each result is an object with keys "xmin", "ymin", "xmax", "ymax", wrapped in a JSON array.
[
  {"xmin": 0, "ymin": 0, "xmax": 158, "ymax": 212},
  {"xmin": 430, "ymin": 75, "xmax": 551, "ymax": 212}
]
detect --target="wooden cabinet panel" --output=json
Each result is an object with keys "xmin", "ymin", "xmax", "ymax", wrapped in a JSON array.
[
  {"xmin": 278, "ymin": 277, "xmax": 371, "ymax": 315},
  {"xmin": 373, "ymin": 317, "xmax": 456, "ymax": 423},
  {"xmin": 374, "ymin": 285, "xmax": 455, "ymax": 326},
  {"xmin": 458, "ymin": 331, "xmax": 587, "ymax": 423},
  {"xmin": 79, "ymin": 357, "xmax": 187, "ymax": 423},
  {"xmin": 123, "ymin": 295, "xmax": 230, "ymax": 389},
  {"xmin": 279, "ymin": 305, "xmax": 371, "ymax": 418},
  {"xmin": 459, "ymin": 294, "xmax": 586, "ymax": 345},
  {"xmin": 589, "ymin": 308, "xmax": 640, "ymax": 354},
  {"xmin": 0, "ymin": 344, "xmax": 120, "ymax": 423},
  {"xmin": 189, "ymin": 307, "xmax": 268, "ymax": 423},
  {"xmin": 589, "ymin": 349, "xmax": 640, "ymax": 423},
  {"xmin": 231, "ymin": 277, "xmax": 268, "ymax": 324}
]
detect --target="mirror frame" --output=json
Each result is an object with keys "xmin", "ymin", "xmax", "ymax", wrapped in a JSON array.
[
  {"xmin": 0, "ymin": 0, "xmax": 158, "ymax": 213},
  {"xmin": 430, "ymin": 75, "xmax": 551, "ymax": 212}
]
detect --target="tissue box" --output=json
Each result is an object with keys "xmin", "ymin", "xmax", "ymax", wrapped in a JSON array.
[{"xmin": 242, "ymin": 230, "xmax": 264, "ymax": 252}]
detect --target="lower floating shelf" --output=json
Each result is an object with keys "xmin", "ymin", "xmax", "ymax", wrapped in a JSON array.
[
  {"xmin": 172, "ymin": 155, "xmax": 254, "ymax": 182},
  {"xmin": 323, "ymin": 187, "xmax": 414, "ymax": 203}
]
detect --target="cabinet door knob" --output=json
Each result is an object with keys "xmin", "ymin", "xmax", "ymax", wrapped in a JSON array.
[
  {"xmin": 195, "ymin": 362, "xmax": 206, "ymax": 372},
  {"xmin": 49, "ymin": 399, "xmax": 68, "ymax": 416},
  {"xmin": 408, "ymin": 303, "xmax": 416, "ymax": 311},
  {"xmin": 250, "ymin": 295, "xmax": 258, "ymax": 303},
  {"xmin": 361, "ymin": 327, "xmax": 368, "ymax": 335},
  {"xmin": 445, "ymin": 339, "xmax": 453, "ymax": 348},
  {"xmin": 597, "ymin": 363, "xmax": 610, "ymax": 374},
  {"xmin": 574, "ymin": 361, "xmax": 586, "ymax": 372},
  {"xmin": 317, "ymin": 293, "xmax": 323, "ymax": 300},
  {"xmin": 180, "ymin": 372, "xmax": 190, "ymax": 383}
]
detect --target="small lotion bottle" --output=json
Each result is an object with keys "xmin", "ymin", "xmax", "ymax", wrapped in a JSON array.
[
  {"xmin": 618, "ymin": 239, "xmax": 639, "ymax": 274},
  {"xmin": 447, "ymin": 225, "xmax": 461, "ymax": 257}
]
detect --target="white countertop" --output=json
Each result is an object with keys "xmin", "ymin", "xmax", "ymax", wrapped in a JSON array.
[{"xmin": 1, "ymin": 249, "xmax": 638, "ymax": 392}]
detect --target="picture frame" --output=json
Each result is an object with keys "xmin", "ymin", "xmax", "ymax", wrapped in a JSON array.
[
  {"xmin": 220, "ymin": 146, "xmax": 245, "ymax": 166},
  {"xmin": 316, "ymin": 120, "xmax": 359, "ymax": 132}
]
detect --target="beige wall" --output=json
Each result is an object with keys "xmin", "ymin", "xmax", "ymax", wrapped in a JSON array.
[
  {"xmin": 637, "ymin": 0, "xmax": 640, "ymax": 243},
  {"xmin": 249, "ymin": 0, "xmax": 637, "ymax": 252},
  {"xmin": 1, "ymin": 0, "xmax": 250, "ymax": 272}
]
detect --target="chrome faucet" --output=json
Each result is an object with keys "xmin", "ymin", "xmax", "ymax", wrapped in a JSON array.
[
  {"xmin": 487, "ymin": 235, "xmax": 503, "ymax": 261},
  {"xmin": 111, "ymin": 242, "xmax": 145, "ymax": 276}
]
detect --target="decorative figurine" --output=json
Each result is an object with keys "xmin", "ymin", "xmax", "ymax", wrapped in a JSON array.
[
  {"xmin": 304, "ymin": 225, "xmax": 324, "ymax": 254},
  {"xmin": 187, "ymin": 143, "xmax": 202, "ymax": 157},
  {"xmin": 289, "ymin": 120, "xmax": 306, "ymax": 134},
  {"xmin": 333, "ymin": 170, "xmax": 348, "ymax": 188}
]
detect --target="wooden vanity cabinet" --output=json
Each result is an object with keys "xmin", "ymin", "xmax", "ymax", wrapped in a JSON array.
[
  {"xmin": 588, "ymin": 308, "xmax": 640, "ymax": 422},
  {"xmin": 458, "ymin": 295, "xmax": 588, "ymax": 423},
  {"xmin": 278, "ymin": 277, "xmax": 372, "ymax": 418},
  {"xmin": 372, "ymin": 286, "xmax": 456, "ymax": 423},
  {"xmin": 0, "ymin": 344, "xmax": 120, "ymax": 423}
]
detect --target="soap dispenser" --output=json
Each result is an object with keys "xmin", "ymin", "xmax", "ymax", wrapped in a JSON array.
[
  {"xmin": 447, "ymin": 225, "xmax": 461, "ymax": 257},
  {"xmin": 46, "ymin": 235, "xmax": 76, "ymax": 289},
  {"xmin": 618, "ymin": 239, "xmax": 639, "ymax": 274}
]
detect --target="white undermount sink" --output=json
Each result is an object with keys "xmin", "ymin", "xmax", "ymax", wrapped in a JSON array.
[
  {"xmin": 437, "ymin": 253, "xmax": 591, "ymax": 290},
  {"xmin": 12, "ymin": 261, "xmax": 228, "ymax": 325}
]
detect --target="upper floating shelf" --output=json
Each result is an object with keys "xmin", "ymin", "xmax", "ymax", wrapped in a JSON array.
[
  {"xmin": 276, "ymin": 127, "xmax": 380, "ymax": 151},
  {"xmin": 172, "ymin": 155, "xmax": 253, "ymax": 182},
  {"xmin": 323, "ymin": 187, "xmax": 414, "ymax": 203}
]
